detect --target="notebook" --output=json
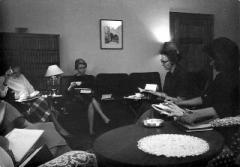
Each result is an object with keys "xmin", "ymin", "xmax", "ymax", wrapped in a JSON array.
[{"xmin": 5, "ymin": 128, "xmax": 44, "ymax": 162}]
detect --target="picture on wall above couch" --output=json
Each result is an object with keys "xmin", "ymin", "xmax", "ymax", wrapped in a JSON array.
[{"xmin": 100, "ymin": 19, "xmax": 123, "ymax": 49}]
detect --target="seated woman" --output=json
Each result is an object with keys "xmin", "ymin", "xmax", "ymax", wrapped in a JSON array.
[
  {"xmin": 137, "ymin": 42, "xmax": 193, "ymax": 122},
  {"xmin": 0, "ymin": 63, "xmax": 70, "ymax": 137},
  {"xmin": 67, "ymin": 58, "xmax": 110, "ymax": 135},
  {"xmin": 0, "ymin": 63, "xmax": 51, "ymax": 122},
  {"xmin": 175, "ymin": 37, "xmax": 239, "ymax": 119},
  {"xmin": 141, "ymin": 41, "xmax": 193, "ymax": 101}
]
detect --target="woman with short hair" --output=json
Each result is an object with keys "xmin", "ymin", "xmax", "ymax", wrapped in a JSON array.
[{"xmin": 67, "ymin": 58, "xmax": 110, "ymax": 135}]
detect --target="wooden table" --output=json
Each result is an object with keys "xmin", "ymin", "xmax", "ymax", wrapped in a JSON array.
[{"xmin": 93, "ymin": 122, "xmax": 224, "ymax": 167}]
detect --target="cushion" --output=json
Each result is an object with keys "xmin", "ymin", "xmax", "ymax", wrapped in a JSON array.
[
  {"xmin": 95, "ymin": 73, "xmax": 129, "ymax": 97},
  {"xmin": 38, "ymin": 151, "xmax": 97, "ymax": 167}
]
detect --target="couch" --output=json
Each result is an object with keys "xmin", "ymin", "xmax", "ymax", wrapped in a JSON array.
[{"xmin": 59, "ymin": 72, "xmax": 162, "ymax": 99}]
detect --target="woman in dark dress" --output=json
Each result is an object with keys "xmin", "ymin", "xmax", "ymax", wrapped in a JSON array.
[
  {"xmin": 174, "ymin": 37, "xmax": 239, "ymax": 119},
  {"xmin": 137, "ymin": 42, "xmax": 193, "ymax": 121},
  {"xmin": 67, "ymin": 58, "xmax": 110, "ymax": 135},
  {"xmin": 141, "ymin": 41, "xmax": 192, "ymax": 101}
]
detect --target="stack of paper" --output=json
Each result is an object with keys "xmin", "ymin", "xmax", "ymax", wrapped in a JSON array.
[{"xmin": 176, "ymin": 121, "xmax": 213, "ymax": 132}]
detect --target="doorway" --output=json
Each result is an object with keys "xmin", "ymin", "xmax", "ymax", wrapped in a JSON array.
[{"xmin": 170, "ymin": 12, "xmax": 214, "ymax": 72}]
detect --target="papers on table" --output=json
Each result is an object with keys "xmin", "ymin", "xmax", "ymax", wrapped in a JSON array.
[
  {"xmin": 101, "ymin": 94, "xmax": 113, "ymax": 100},
  {"xmin": 74, "ymin": 88, "xmax": 92, "ymax": 94},
  {"xmin": 5, "ymin": 128, "xmax": 44, "ymax": 162},
  {"xmin": 29, "ymin": 91, "xmax": 40, "ymax": 98}
]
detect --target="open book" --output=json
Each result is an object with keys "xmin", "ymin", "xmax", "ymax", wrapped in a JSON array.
[{"xmin": 5, "ymin": 128, "xmax": 44, "ymax": 163}]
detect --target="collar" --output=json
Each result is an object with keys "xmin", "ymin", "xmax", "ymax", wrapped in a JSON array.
[{"xmin": 169, "ymin": 64, "xmax": 176, "ymax": 74}]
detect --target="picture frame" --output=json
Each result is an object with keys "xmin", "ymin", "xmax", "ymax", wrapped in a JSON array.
[{"xmin": 100, "ymin": 19, "xmax": 123, "ymax": 49}]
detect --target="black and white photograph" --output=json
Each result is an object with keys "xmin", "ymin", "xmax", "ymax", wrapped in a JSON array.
[
  {"xmin": 0, "ymin": 0, "xmax": 239, "ymax": 167},
  {"xmin": 100, "ymin": 19, "xmax": 123, "ymax": 49}
]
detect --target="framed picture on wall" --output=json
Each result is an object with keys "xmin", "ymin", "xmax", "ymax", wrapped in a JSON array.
[{"xmin": 100, "ymin": 19, "xmax": 123, "ymax": 49}]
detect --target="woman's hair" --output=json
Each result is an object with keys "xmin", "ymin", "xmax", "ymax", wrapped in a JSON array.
[
  {"xmin": 204, "ymin": 37, "xmax": 239, "ymax": 72},
  {"xmin": 160, "ymin": 41, "xmax": 181, "ymax": 64},
  {"xmin": 75, "ymin": 58, "xmax": 87, "ymax": 69}
]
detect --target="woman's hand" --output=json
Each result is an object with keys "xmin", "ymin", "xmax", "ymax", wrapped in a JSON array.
[
  {"xmin": 68, "ymin": 82, "xmax": 77, "ymax": 91},
  {"xmin": 164, "ymin": 102, "xmax": 185, "ymax": 117}
]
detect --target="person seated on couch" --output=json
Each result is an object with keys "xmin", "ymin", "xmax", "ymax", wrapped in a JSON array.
[
  {"xmin": 0, "ymin": 100, "xmax": 71, "ymax": 158},
  {"xmin": 0, "ymin": 63, "xmax": 51, "ymax": 122},
  {"xmin": 140, "ymin": 41, "xmax": 193, "ymax": 102},
  {"xmin": 137, "ymin": 42, "xmax": 193, "ymax": 122},
  {"xmin": 67, "ymin": 58, "xmax": 110, "ymax": 135},
  {"xmin": 0, "ymin": 63, "xmax": 70, "ymax": 137},
  {"xmin": 137, "ymin": 37, "xmax": 239, "ymax": 125},
  {"xmin": 175, "ymin": 37, "xmax": 239, "ymax": 120}
]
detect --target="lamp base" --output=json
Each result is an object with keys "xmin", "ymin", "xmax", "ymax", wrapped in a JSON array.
[{"xmin": 51, "ymin": 89, "xmax": 57, "ymax": 96}]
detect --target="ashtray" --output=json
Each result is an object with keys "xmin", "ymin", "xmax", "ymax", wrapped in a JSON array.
[{"xmin": 143, "ymin": 118, "xmax": 164, "ymax": 127}]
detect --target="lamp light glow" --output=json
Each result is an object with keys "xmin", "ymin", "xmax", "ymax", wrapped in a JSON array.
[{"xmin": 45, "ymin": 65, "xmax": 64, "ymax": 77}]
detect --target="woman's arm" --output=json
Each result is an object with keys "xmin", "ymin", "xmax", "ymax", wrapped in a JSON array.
[
  {"xmin": 67, "ymin": 82, "xmax": 77, "ymax": 91},
  {"xmin": 21, "ymin": 74, "xmax": 35, "ymax": 94},
  {"xmin": 175, "ymin": 97, "xmax": 203, "ymax": 106},
  {"xmin": 138, "ymin": 88, "xmax": 167, "ymax": 99},
  {"xmin": 190, "ymin": 107, "xmax": 217, "ymax": 117},
  {"xmin": 0, "ymin": 76, "xmax": 9, "ymax": 98}
]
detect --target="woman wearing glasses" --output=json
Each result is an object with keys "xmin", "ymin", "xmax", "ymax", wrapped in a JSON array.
[
  {"xmin": 141, "ymin": 41, "xmax": 193, "ymax": 102},
  {"xmin": 137, "ymin": 42, "xmax": 193, "ymax": 121},
  {"xmin": 67, "ymin": 58, "xmax": 110, "ymax": 135}
]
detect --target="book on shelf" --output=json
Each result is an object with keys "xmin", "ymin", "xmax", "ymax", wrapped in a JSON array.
[{"xmin": 5, "ymin": 128, "xmax": 44, "ymax": 163}]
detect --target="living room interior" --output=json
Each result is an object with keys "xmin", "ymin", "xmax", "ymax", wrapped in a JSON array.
[{"xmin": 0, "ymin": 0, "xmax": 239, "ymax": 166}]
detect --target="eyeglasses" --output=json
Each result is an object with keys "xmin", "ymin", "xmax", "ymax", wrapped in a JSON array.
[
  {"xmin": 160, "ymin": 60, "xmax": 169, "ymax": 64},
  {"xmin": 77, "ymin": 67, "xmax": 86, "ymax": 69}
]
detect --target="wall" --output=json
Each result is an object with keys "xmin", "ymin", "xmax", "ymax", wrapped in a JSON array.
[{"xmin": 0, "ymin": 0, "xmax": 239, "ymax": 77}]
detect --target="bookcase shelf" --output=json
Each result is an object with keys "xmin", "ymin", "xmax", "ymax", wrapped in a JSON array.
[{"xmin": 0, "ymin": 32, "xmax": 60, "ymax": 91}]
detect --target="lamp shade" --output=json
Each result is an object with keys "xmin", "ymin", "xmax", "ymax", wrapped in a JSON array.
[{"xmin": 45, "ymin": 65, "xmax": 64, "ymax": 77}]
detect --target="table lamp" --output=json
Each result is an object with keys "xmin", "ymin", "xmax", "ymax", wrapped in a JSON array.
[{"xmin": 45, "ymin": 65, "xmax": 64, "ymax": 96}]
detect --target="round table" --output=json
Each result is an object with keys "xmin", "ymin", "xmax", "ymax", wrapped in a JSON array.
[{"xmin": 93, "ymin": 122, "xmax": 224, "ymax": 167}]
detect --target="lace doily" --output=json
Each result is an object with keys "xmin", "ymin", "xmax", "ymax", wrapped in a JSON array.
[{"xmin": 137, "ymin": 134, "xmax": 209, "ymax": 157}]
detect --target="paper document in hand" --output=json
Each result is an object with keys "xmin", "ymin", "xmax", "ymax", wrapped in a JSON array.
[
  {"xmin": 5, "ymin": 128, "xmax": 44, "ymax": 162},
  {"xmin": 144, "ymin": 84, "xmax": 158, "ymax": 92}
]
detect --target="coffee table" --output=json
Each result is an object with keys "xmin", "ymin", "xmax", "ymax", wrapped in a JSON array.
[{"xmin": 93, "ymin": 121, "xmax": 224, "ymax": 167}]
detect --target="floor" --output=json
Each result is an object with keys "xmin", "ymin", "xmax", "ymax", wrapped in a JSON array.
[{"xmin": 58, "ymin": 100, "xmax": 137, "ymax": 151}]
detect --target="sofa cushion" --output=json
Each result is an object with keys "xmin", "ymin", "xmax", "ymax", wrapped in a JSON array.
[{"xmin": 95, "ymin": 73, "xmax": 129, "ymax": 98}]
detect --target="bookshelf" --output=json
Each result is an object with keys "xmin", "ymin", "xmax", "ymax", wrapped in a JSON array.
[{"xmin": 0, "ymin": 32, "xmax": 60, "ymax": 90}]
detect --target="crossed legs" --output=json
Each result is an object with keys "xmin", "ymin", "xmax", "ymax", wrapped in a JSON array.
[{"xmin": 88, "ymin": 98, "xmax": 110, "ymax": 135}]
